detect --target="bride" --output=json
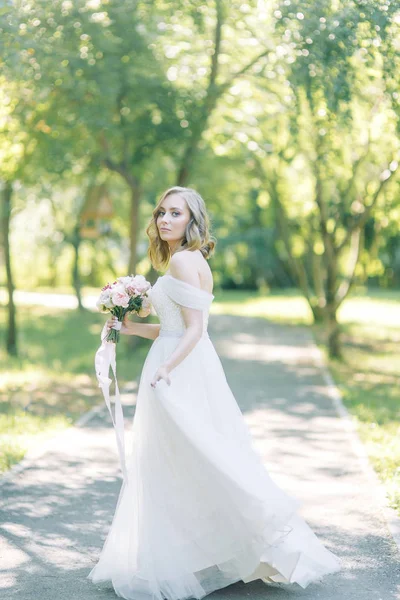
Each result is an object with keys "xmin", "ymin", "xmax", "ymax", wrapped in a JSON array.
[{"xmin": 87, "ymin": 186, "xmax": 341, "ymax": 600}]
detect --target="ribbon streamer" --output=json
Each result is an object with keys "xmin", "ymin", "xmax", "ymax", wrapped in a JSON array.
[{"xmin": 95, "ymin": 320, "xmax": 128, "ymax": 482}]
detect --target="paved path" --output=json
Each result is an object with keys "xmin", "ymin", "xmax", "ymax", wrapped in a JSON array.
[
  {"xmin": 0, "ymin": 289, "xmax": 98, "ymax": 310},
  {"xmin": 1, "ymin": 315, "xmax": 399, "ymax": 600}
]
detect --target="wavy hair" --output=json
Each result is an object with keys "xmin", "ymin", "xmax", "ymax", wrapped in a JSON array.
[{"xmin": 146, "ymin": 186, "xmax": 216, "ymax": 272}]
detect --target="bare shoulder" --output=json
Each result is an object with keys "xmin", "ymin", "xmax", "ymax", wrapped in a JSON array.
[
  {"xmin": 170, "ymin": 250, "xmax": 213, "ymax": 293},
  {"xmin": 169, "ymin": 250, "xmax": 201, "ymax": 287},
  {"xmin": 169, "ymin": 249, "xmax": 197, "ymax": 272}
]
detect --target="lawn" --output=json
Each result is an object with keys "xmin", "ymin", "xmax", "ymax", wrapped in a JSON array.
[{"xmin": 326, "ymin": 291, "xmax": 400, "ymax": 515}]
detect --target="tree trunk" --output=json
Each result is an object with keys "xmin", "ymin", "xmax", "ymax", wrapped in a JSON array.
[
  {"xmin": 177, "ymin": 125, "xmax": 205, "ymax": 187},
  {"xmin": 48, "ymin": 251, "xmax": 58, "ymax": 288},
  {"xmin": 1, "ymin": 181, "xmax": 17, "ymax": 356},
  {"xmin": 326, "ymin": 306, "xmax": 341, "ymax": 359},
  {"xmin": 310, "ymin": 305, "xmax": 325, "ymax": 323},
  {"xmin": 97, "ymin": 240, "xmax": 118, "ymax": 285},
  {"xmin": 128, "ymin": 181, "xmax": 142, "ymax": 275},
  {"xmin": 125, "ymin": 181, "xmax": 143, "ymax": 352},
  {"xmin": 71, "ymin": 223, "xmax": 84, "ymax": 311}
]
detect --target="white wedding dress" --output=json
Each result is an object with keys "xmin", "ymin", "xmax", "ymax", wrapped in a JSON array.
[{"xmin": 88, "ymin": 274, "xmax": 341, "ymax": 600}]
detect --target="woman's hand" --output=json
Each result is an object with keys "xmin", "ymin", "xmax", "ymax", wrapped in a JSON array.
[
  {"xmin": 150, "ymin": 365, "xmax": 171, "ymax": 388},
  {"xmin": 106, "ymin": 314, "xmax": 131, "ymax": 335}
]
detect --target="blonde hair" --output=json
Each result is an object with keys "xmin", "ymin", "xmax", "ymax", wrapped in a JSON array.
[{"xmin": 146, "ymin": 186, "xmax": 216, "ymax": 272}]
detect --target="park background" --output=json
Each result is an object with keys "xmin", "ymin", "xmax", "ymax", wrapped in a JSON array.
[{"xmin": 0, "ymin": 0, "xmax": 399, "ymax": 520}]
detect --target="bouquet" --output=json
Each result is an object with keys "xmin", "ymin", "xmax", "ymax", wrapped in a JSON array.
[{"xmin": 96, "ymin": 274, "xmax": 152, "ymax": 343}]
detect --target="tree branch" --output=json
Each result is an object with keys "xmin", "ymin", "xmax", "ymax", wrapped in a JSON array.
[
  {"xmin": 116, "ymin": 88, "xmax": 130, "ymax": 169},
  {"xmin": 219, "ymin": 48, "xmax": 270, "ymax": 95},
  {"xmin": 98, "ymin": 130, "xmax": 137, "ymax": 187},
  {"xmin": 337, "ymin": 162, "xmax": 398, "ymax": 253},
  {"xmin": 339, "ymin": 135, "xmax": 371, "ymax": 208},
  {"xmin": 253, "ymin": 158, "xmax": 312, "ymax": 302},
  {"xmin": 311, "ymin": 156, "xmax": 337, "ymax": 271},
  {"xmin": 334, "ymin": 227, "xmax": 363, "ymax": 310}
]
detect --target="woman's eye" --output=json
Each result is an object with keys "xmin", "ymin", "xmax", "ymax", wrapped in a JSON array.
[{"xmin": 157, "ymin": 210, "xmax": 180, "ymax": 217}]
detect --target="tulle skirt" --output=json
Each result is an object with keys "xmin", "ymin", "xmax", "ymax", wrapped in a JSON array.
[{"xmin": 87, "ymin": 331, "xmax": 341, "ymax": 599}]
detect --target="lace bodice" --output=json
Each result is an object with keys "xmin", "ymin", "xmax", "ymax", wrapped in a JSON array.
[{"xmin": 149, "ymin": 275, "xmax": 214, "ymax": 334}]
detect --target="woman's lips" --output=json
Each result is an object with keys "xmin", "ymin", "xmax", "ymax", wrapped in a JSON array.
[{"xmin": 160, "ymin": 228, "xmax": 170, "ymax": 231}]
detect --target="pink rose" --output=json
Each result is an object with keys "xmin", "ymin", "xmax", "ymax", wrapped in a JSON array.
[
  {"xmin": 126, "ymin": 285, "xmax": 140, "ymax": 297},
  {"xmin": 111, "ymin": 290, "xmax": 130, "ymax": 308}
]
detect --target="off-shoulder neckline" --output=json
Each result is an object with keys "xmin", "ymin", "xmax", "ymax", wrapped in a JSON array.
[{"xmin": 161, "ymin": 274, "xmax": 214, "ymax": 298}]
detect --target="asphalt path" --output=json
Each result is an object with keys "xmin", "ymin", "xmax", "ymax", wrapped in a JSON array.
[{"xmin": 1, "ymin": 310, "xmax": 399, "ymax": 599}]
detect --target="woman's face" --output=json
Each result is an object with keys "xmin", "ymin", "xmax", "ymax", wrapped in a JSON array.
[{"xmin": 156, "ymin": 193, "xmax": 191, "ymax": 251}]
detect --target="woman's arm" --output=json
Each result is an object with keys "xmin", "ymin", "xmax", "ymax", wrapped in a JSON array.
[
  {"xmin": 129, "ymin": 321, "xmax": 161, "ymax": 341},
  {"xmin": 163, "ymin": 306, "xmax": 202, "ymax": 372},
  {"xmin": 150, "ymin": 254, "xmax": 203, "ymax": 387},
  {"xmin": 107, "ymin": 315, "xmax": 160, "ymax": 341}
]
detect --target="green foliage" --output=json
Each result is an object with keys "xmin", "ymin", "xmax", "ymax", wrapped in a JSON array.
[{"xmin": 0, "ymin": 0, "xmax": 399, "ymax": 289}]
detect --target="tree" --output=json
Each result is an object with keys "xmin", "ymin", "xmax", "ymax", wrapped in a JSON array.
[
  {"xmin": 2, "ymin": 0, "xmax": 183, "ymax": 274},
  {"xmin": 254, "ymin": 0, "xmax": 400, "ymax": 357},
  {"xmin": 0, "ymin": 76, "xmax": 40, "ymax": 356}
]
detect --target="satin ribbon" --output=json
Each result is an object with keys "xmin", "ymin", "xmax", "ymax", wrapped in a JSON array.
[{"xmin": 95, "ymin": 320, "xmax": 128, "ymax": 482}]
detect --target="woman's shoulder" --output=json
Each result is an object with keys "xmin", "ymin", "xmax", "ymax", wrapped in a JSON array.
[
  {"xmin": 169, "ymin": 248, "xmax": 195, "ymax": 264},
  {"xmin": 170, "ymin": 249, "xmax": 206, "ymax": 270},
  {"xmin": 170, "ymin": 250, "xmax": 213, "ymax": 294},
  {"xmin": 169, "ymin": 250, "xmax": 201, "ymax": 284}
]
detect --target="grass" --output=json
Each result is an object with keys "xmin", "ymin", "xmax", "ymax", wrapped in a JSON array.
[
  {"xmin": 212, "ymin": 287, "xmax": 313, "ymax": 325},
  {"xmin": 321, "ymin": 293, "xmax": 400, "ymax": 515},
  {"xmin": 0, "ymin": 301, "xmax": 152, "ymax": 474}
]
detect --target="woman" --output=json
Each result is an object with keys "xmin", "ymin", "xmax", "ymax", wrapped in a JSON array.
[{"xmin": 87, "ymin": 186, "xmax": 341, "ymax": 600}]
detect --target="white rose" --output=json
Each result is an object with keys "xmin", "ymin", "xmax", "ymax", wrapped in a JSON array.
[
  {"xmin": 96, "ymin": 289, "xmax": 114, "ymax": 311},
  {"xmin": 117, "ymin": 276, "xmax": 134, "ymax": 288},
  {"xmin": 131, "ymin": 275, "xmax": 151, "ymax": 293}
]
